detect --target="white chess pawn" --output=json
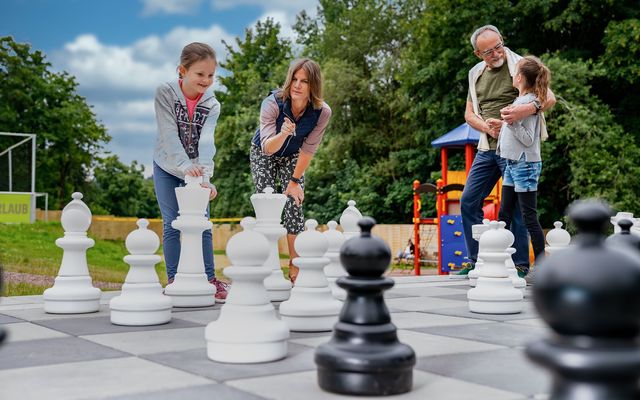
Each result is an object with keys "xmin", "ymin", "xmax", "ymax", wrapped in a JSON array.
[
  {"xmin": 44, "ymin": 192, "xmax": 101, "ymax": 314},
  {"xmin": 323, "ymin": 221, "xmax": 347, "ymax": 300},
  {"xmin": 468, "ymin": 221, "xmax": 523, "ymax": 314},
  {"xmin": 206, "ymin": 217, "xmax": 289, "ymax": 363},
  {"xmin": 110, "ymin": 219, "xmax": 172, "ymax": 326},
  {"xmin": 545, "ymin": 221, "xmax": 571, "ymax": 255},
  {"xmin": 340, "ymin": 200, "xmax": 363, "ymax": 240},
  {"xmin": 469, "ymin": 219, "xmax": 490, "ymax": 287},
  {"xmin": 498, "ymin": 221, "xmax": 526, "ymax": 293},
  {"xmin": 164, "ymin": 175, "xmax": 216, "ymax": 307},
  {"xmin": 251, "ymin": 186, "xmax": 291, "ymax": 302},
  {"xmin": 279, "ymin": 220, "xmax": 342, "ymax": 331}
]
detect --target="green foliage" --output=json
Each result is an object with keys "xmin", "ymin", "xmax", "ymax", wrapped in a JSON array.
[
  {"xmin": 213, "ymin": 19, "xmax": 292, "ymax": 218},
  {"xmin": 0, "ymin": 36, "xmax": 110, "ymax": 209},
  {"xmin": 84, "ymin": 156, "xmax": 160, "ymax": 218}
]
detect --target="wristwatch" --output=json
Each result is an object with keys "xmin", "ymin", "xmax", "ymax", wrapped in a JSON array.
[
  {"xmin": 532, "ymin": 99, "xmax": 542, "ymax": 114},
  {"xmin": 290, "ymin": 176, "xmax": 303, "ymax": 184}
]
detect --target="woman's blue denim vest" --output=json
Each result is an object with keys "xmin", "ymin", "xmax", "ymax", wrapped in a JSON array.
[{"xmin": 252, "ymin": 91, "xmax": 322, "ymax": 157}]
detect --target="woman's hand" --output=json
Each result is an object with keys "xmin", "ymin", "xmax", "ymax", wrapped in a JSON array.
[
  {"xmin": 200, "ymin": 182, "xmax": 218, "ymax": 200},
  {"xmin": 281, "ymin": 117, "xmax": 296, "ymax": 137},
  {"xmin": 284, "ymin": 180, "xmax": 304, "ymax": 207},
  {"xmin": 185, "ymin": 164, "xmax": 205, "ymax": 177}
]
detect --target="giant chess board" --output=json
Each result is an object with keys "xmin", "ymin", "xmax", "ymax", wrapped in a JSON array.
[{"xmin": 0, "ymin": 276, "xmax": 550, "ymax": 400}]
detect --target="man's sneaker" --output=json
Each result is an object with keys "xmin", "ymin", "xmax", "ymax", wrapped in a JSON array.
[
  {"xmin": 515, "ymin": 265, "xmax": 529, "ymax": 279},
  {"xmin": 452, "ymin": 262, "xmax": 475, "ymax": 278},
  {"xmin": 211, "ymin": 279, "xmax": 229, "ymax": 303},
  {"xmin": 525, "ymin": 265, "xmax": 537, "ymax": 285}
]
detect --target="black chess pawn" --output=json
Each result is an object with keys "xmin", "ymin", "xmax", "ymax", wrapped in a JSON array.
[
  {"xmin": 606, "ymin": 219, "xmax": 640, "ymax": 253},
  {"xmin": 315, "ymin": 217, "xmax": 415, "ymax": 396},
  {"xmin": 526, "ymin": 200, "xmax": 640, "ymax": 400}
]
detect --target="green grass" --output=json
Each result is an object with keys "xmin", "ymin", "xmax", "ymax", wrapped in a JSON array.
[
  {"xmin": 2, "ymin": 282, "xmax": 47, "ymax": 296},
  {"xmin": 0, "ymin": 221, "xmax": 168, "ymax": 296}
]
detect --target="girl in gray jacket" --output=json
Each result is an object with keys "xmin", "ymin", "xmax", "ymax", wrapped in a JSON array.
[
  {"xmin": 152, "ymin": 42, "xmax": 228, "ymax": 302},
  {"xmin": 496, "ymin": 56, "xmax": 551, "ymax": 264}
]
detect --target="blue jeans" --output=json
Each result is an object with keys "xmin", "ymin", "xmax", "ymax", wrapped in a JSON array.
[
  {"xmin": 460, "ymin": 150, "xmax": 529, "ymax": 267},
  {"xmin": 153, "ymin": 162, "xmax": 215, "ymax": 281},
  {"xmin": 503, "ymin": 156, "xmax": 542, "ymax": 192}
]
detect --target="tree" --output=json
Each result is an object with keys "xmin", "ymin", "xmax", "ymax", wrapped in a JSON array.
[
  {"xmin": 0, "ymin": 36, "xmax": 110, "ymax": 209},
  {"xmin": 85, "ymin": 156, "xmax": 159, "ymax": 218},
  {"xmin": 212, "ymin": 19, "xmax": 292, "ymax": 218}
]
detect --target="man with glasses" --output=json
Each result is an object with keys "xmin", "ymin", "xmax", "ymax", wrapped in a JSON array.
[{"xmin": 457, "ymin": 25, "xmax": 556, "ymax": 278}]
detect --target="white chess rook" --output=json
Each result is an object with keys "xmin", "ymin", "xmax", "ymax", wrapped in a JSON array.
[
  {"xmin": 110, "ymin": 219, "xmax": 172, "ymax": 326},
  {"xmin": 279, "ymin": 220, "xmax": 342, "ymax": 331},
  {"xmin": 468, "ymin": 221, "xmax": 523, "ymax": 314},
  {"xmin": 251, "ymin": 186, "xmax": 291, "ymax": 302},
  {"xmin": 469, "ymin": 219, "xmax": 490, "ymax": 287},
  {"xmin": 206, "ymin": 217, "xmax": 289, "ymax": 363},
  {"xmin": 44, "ymin": 192, "xmax": 101, "ymax": 314},
  {"xmin": 323, "ymin": 221, "xmax": 347, "ymax": 301},
  {"xmin": 164, "ymin": 175, "xmax": 216, "ymax": 307}
]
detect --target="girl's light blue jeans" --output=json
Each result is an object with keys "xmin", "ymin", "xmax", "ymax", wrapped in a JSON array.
[{"xmin": 153, "ymin": 162, "xmax": 215, "ymax": 281}]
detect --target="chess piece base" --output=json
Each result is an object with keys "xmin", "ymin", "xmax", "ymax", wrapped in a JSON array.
[
  {"xmin": 264, "ymin": 272, "xmax": 291, "ymax": 302},
  {"xmin": 468, "ymin": 277, "xmax": 523, "ymax": 314},
  {"xmin": 207, "ymin": 341, "xmax": 287, "ymax": 364},
  {"xmin": 164, "ymin": 273, "xmax": 216, "ymax": 307},
  {"xmin": 110, "ymin": 309, "xmax": 172, "ymax": 326},
  {"xmin": 318, "ymin": 368, "xmax": 412, "ymax": 396},
  {"xmin": 43, "ymin": 276, "xmax": 101, "ymax": 314}
]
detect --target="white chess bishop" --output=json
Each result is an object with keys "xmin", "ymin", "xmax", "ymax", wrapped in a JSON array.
[
  {"xmin": 110, "ymin": 219, "xmax": 172, "ymax": 326},
  {"xmin": 340, "ymin": 200, "xmax": 362, "ymax": 240},
  {"xmin": 545, "ymin": 221, "xmax": 571, "ymax": 255},
  {"xmin": 44, "ymin": 192, "xmax": 101, "ymax": 314},
  {"xmin": 469, "ymin": 219, "xmax": 490, "ymax": 287},
  {"xmin": 251, "ymin": 186, "xmax": 291, "ymax": 302},
  {"xmin": 279, "ymin": 220, "xmax": 342, "ymax": 331},
  {"xmin": 323, "ymin": 221, "xmax": 347, "ymax": 301},
  {"xmin": 164, "ymin": 175, "xmax": 216, "ymax": 307},
  {"xmin": 205, "ymin": 217, "xmax": 289, "ymax": 363},
  {"xmin": 468, "ymin": 221, "xmax": 523, "ymax": 314}
]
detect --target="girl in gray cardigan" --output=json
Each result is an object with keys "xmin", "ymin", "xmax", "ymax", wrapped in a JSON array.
[{"xmin": 496, "ymin": 56, "xmax": 551, "ymax": 264}]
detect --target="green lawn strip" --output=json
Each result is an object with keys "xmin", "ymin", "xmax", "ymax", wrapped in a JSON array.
[{"xmin": 1, "ymin": 282, "xmax": 48, "ymax": 297}]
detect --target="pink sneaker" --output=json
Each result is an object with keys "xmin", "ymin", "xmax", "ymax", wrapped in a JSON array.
[{"xmin": 211, "ymin": 279, "xmax": 229, "ymax": 303}]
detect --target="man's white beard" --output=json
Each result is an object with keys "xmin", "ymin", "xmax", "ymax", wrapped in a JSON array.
[{"xmin": 489, "ymin": 58, "xmax": 505, "ymax": 69}]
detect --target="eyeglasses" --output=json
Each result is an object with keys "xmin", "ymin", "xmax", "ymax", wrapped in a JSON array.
[{"xmin": 479, "ymin": 42, "xmax": 504, "ymax": 57}]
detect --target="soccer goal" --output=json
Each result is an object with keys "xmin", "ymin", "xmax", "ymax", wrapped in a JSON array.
[{"xmin": 0, "ymin": 132, "xmax": 48, "ymax": 223}]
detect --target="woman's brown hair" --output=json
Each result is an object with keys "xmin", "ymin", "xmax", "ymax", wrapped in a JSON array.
[{"xmin": 281, "ymin": 58, "xmax": 324, "ymax": 109}]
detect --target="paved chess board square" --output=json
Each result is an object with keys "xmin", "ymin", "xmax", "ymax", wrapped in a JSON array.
[{"xmin": 0, "ymin": 277, "xmax": 550, "ymax": 400}]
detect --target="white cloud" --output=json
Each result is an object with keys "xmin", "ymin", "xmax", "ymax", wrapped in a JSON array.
[{"xmin": 141, "ymin": 0, "xmax": 203, "ymax": 16}]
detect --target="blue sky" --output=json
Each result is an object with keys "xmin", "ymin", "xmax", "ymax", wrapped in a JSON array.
[{"xmin": 2, "ymin": 0, "xmax": 318, "ymax": 176}]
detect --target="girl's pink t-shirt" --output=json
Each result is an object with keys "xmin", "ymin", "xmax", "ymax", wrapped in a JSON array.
[{"xmin": 179, "ymin": 80, "xmax": 203, "ymax": 120}]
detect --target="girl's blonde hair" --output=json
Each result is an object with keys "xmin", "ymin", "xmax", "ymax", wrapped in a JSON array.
[
  {"xmin": 281, "ymin": 58, "xmax": 324, "ymax": 109},
  {"xmin": 517, "ymin": 56, "xmax": 550, "ymax": 105},
  {"xmin": 178, "ymin": 42, "xmax": 217, "ymax": 78}
]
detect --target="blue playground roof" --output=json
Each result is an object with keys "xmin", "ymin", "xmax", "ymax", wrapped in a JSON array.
[{"xmin": 431, "ymin": 123, "xmax": 481, "ymax": 148}]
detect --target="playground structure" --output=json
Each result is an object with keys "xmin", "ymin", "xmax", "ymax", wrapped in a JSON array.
[{"xmin": 412, "ymin": 123, "xmax": 501, "ymax": 275}]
